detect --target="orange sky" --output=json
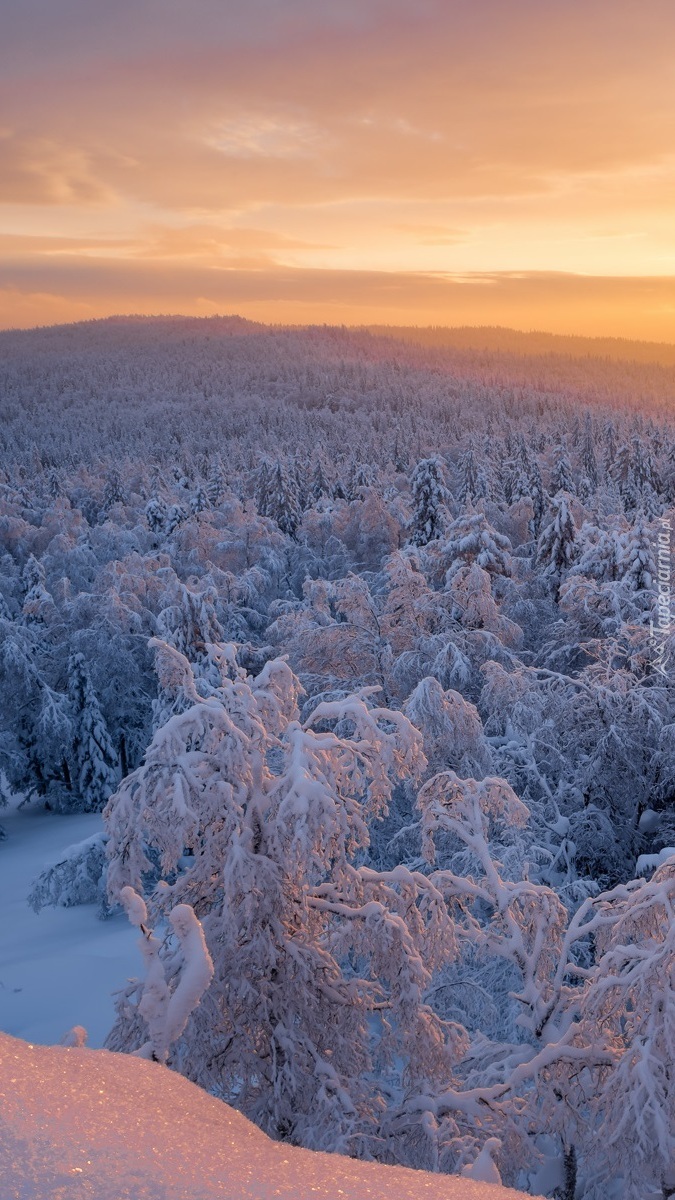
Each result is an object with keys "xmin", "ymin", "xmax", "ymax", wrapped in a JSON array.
[{"xmin": 2, "ymin": 0, "xmax": 675, "ymax": 338}]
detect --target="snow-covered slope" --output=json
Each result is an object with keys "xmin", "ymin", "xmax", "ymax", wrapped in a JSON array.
[
  {"xmin": 0, "ymin": 1033, "xmax": 536, "ymax": 1200},
  {"xmin": 0, "ymin": 806, "xmax": 136, "ymax": 1047}
]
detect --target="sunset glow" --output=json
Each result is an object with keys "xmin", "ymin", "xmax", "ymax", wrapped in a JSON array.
[{"xmin": 2, "ymin": 0, "xmax": 675, "ymax": 336}]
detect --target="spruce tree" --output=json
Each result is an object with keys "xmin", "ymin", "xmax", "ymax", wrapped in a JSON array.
[
  {"xmin": 409, "ymin": 457, "xmax": 447, "ymax": 546},
  {"xmin": 267, "ymin": 460, "xmax": 301, "ymax": 538},
  {"xmin": 68, "ymin": 653, "xmax": 119, "ymax": 812}
]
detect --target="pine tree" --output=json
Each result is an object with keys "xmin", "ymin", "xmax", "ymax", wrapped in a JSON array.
[
  {"xmin": 267, "ymin": 460, "xmax": 301, "ymax": 538},
  {"xmin": 458, "ymin": 445, "xmax": 488, "ymax": 506},
  {"xmin": 527, "ymin": 458, "xmax": 547, "ymax": 536},
  {"xmin": 67, "ymin": 653, "xmax": 119, "ymax": 812},
  {"xmin": 620, "ymin": 517, "xmax": 658, "ymax": 593},
  {"xmin": 409, "ymin": 457, "xmax": 447, "ymax": 546},
  {"xmin": 145, "ymin": 496, "xmax": 166, "ymax": 534},
  {"xmin": 581, "ymin": 415, "xmax": 599, "ymax": 491},
  {"xmin": 101, "ymin": 469, "xmax": 126, "ymax": 514},
  {"xmin": 254, "ymin": 460, "xmax": 271, "ymax": 517},
  {"xmin": 190, "ymin": 485, "xmax": 208, "ymax": 514},
  {"xmin": 393, "ymin": 430, "xmax": 409, "ymax": 474},
  {"xmin": 536, "ymin": 493, "xmax": 577, "ymax": 596},
  {"xmin": 310, "ymin": 458, "xmax": 330, "ymax": 503},
  {"xmin": 206, "ymin": 456, "xmax": 226, "ymax": 506},
  {"xmin": 165, "ymin": 503, "xmax": 187, "ymax": 536},
  {"xmin": 22, "ymin": 556, "xmax": 56, "ymax": 625},
  {"xmin": 551, "ymin": 446, "xmax": 575, "ymax": 495}
]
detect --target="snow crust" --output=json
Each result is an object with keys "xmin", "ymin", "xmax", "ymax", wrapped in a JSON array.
[{"xmin": 0, "ymin": 1032, "xmax": 535, "ymax": 1200}]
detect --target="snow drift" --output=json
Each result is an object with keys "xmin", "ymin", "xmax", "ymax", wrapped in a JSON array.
[{"xmin": 0, "ymin": 1032, "xmax": 534, "ymax": 1200}]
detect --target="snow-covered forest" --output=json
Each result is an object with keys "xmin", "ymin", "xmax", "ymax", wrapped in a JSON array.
[{"xmin": 1, "ymin": 315, "xmax": 674, "ymax": 1200}]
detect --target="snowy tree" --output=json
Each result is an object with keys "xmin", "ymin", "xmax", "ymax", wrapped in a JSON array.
[
  {"xmin": 409, "ymin": 457, "xmax": 448, "ymax": 546},
  {"xmin": 437, "ymin": 511, "xmax": 513, "ymax": 583},
  {"xmin": 536, "ymin": 493, "xmax": 577, "ymax": 596},
  {"xmin": 458, "ymin": 445, "xmax": 488, "ymax": 507},
  {"xmin": 190, "ymin": 484, "xmax": 208, "ymax": 515},
  {"xmin": 551, "ymin": 447, "xmax": 575, "ymax": 496},
  {"xmin": 310, "ymin": 457, "xmax": 330, "ymax": 502},
  {"xmin": 67, "ymin": 653, "xmax": 119, "ymax": 812},
  {"xmin": 575, "ymin": 861, "xmax": 675, "ymax": 1197},
  {"xmin": 267, "ymin": 460, "xmax": 301, "ymax": 538},
  {"xmin": 145, "ymin": 496, "xmax": 166, "ymax": 534},
  {"xmin": 104, "ymin": 642, "xmax": 466, "ymax": 1156},
  {"xmin": 206, "ymin": 456, "xmax": 227, "ymax": 506},
  {"xmin": 527, "ymin": 458, "xmax": 547, "ymax": 537},
  {"xmin": 22, "ymin": 556, "xmax": 56, "ymax": 625},
  {"xmin": 404, "ymin": 677, "xmax": 493, "ymax": 778},
  {"xmin": 580, "ymin": 416, "xmax": 599, "ymax": 491},
  {"xmin": 619, "ymin": 517, "xmax": 658, "ymax": 594},
  {"xmin": 165, "ymin": 503, "xmax": 187, "ymax": 536},
  {"xmin": 28, "ymin": 832, "xmax": 109, "ymax": 916}
]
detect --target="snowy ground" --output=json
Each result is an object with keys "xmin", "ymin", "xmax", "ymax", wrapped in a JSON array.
[
  {"xmin": 0, "ymin": 1033, "xmax": 536, "ymax": 1200},
  {"xmin": 0, "ymin": 804, "xmax": 137, "ymax": 1047}
]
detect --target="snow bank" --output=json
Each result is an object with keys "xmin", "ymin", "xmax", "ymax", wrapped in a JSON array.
[{"xmin": 0, "ymin": 1032, "xmax": 536, "ymax": 1200}]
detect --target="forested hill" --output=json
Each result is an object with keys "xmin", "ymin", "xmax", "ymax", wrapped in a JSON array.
[
  {"xmin": 0, "ymin": 315, "xmax": 674, "ymax": 471},
  {"xmin": 366, "ymin": 322, "xmax": 675, "ymax": 366},
  {"xmin": 1, "ymin": 314, "xmax": 674, "ymax": 1196}
]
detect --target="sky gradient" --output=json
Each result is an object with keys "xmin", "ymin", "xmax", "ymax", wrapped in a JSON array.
[{"xmin": 2, "ymin": 0, "xmax": 675, "ymax": 337}]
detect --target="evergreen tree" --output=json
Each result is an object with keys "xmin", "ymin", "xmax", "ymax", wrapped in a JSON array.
[
  {"xmin": 536, "ymin": 493, "xmax": 578, "ymax": 596},
  {"xmin": 267, "ymin": 460, "xmax": 302, "ymax": 538},
  {"xmin": 22, "ymin": 556, "xmax": 56, "ymax": 625},
  {"xmin": 551, "ymin": 446, "xmax": 575, "ymax": 495},
  {"xmin": 145, "ymin": 496, "xmax": 166, "ymax": 534},
  {"xmin": 67, "ymin": 653, "xmax": 119, "ymax": 812},
  {"xmin": 581, "ymin": 415, "xmax": 599, "ymax": 491},
  {"xmin": 527, "ymin": 458, "xmax": 547, "ymax": 536},
  {"xmin": 310, "ymin": 457, "xmax": 330, "ymax": 503},
  {"xmin": 409, "ymin": 457, "xmax": 447, "ymax": 546},
  {"xmin": 190, "ymin": 485, "xmax": 208, "ymax": 515},
  {"xmin": 206, "ymin": 456, "xmax": 226, "ymax": 506},
  {"xmin": 254, "ymin": 459, "xmax": 271, "ymax": 517},
  {"xmin": 165, "ymin": 503, "xmax": 187, "ymax": 536},
  {"xmin": 620, "ymin": 517, "xmax": 658, "ymax": 593}
]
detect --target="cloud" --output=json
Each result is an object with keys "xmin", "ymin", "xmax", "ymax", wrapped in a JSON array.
[
  {"xmin": 1, "ymin": 0, "xmax": 675, "ymax": 332},
  {"xmin": 2, "ymin": 260, "xmax": 675, "ymax": 342},
  {"xmin": 0, "ymin": 131, "xmax": 116, "ymax": 205}
]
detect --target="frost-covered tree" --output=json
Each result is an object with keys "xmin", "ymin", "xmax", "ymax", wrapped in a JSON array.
[
  {"xmin": 165, "ymin": 503, "xmax": 187, "ymax": 536},
  {"xmin": 581, "ymin": 416, "xmax": 599, "ymax": 491},
  {"xmin": 579, "ymin": 859, "xmax": 675, "ymax": 1199},
  {"xmin": 310, "ymin": 457, "xmax": 330, "ymax": 502},
  {"xmin": 105, "ymin": 642, "xmax": 463, "ymax": 1155},
  {"xmin": 459, "ymin": 445, "xmax": 488, "ymax": 507},
  {"xmin": 22, "ymin": 556, "xmax": 56, "ymax": 625},
  {"xmin": 409, "ymin": 457, "xmax": 448, "ymax": 546},
  {"xmin": 551, "ymin": 447, "xmax": 575, "ymax": 495},
  {"xmin": 28, "ymin": 832, "xmax": 109, "ymax": 916},
  {"xmin": 145, "ymin": 496, "xmax": 166, "ymax": 535},
  {"xmin": 619, "ymin": 517, "xmax": 658, "ymax": 594},
  {"xmin": 267, "ymin": 460, "xmax": 301, "ymax": 538},
  {"xmin": 67, "ymin": 653, "xmax": 119, "ymax": 812},
  {"xmin": 206, "ymin": 456, "xmax": 226, "ymax": 506},
  {"xmin": 404, "ymin": 677, "xmax": 493, "ymax": 778},
  {"xmin": 536, "ymin": 493, "xmax": 577, "ymax": 596},
  {"xmin": 438, "ymin": 511, "xmax": 513, "ymax": 582}
]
